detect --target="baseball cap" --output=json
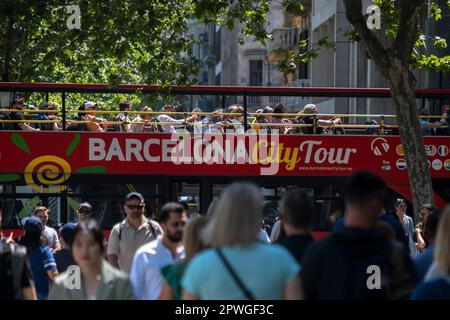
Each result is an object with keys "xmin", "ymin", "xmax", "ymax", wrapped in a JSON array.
[
  {"xmin": 59, "ymin": 223, "xmax": 76, "ymax": 244},
  {"xmin": 84, "ymin": 101, "xmax": 97, "ymax": 109},
  {"xmin": 78, "ymin": 202, "xmax": 92, "ymax": 213},
  {"xmin": 124, "ymin": 192, "xmax": 144, "ymax": 202},
  {"xmin": 21, "ymin": 216, "xmax": 44, "ymax": 235}
]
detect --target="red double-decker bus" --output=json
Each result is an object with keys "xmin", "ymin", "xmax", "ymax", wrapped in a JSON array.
[{"xmin": 1, "ymin": 83, "xmax": 449, "ymax": 239}]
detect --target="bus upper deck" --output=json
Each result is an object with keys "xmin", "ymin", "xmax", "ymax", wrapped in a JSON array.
[{"xmin": 0, "ymin": 83, "xmax": 449, "ymax": 236}]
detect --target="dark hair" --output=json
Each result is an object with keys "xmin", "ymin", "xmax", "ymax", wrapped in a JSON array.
[
  {"xmin": 119, "ymin": 101, "xmax": 130, "ymax": 111},
  {"xmin": 69, "ymin": 219, "xmax": 104, "ymax": 254},
  {"xmin": 424, "ymin": 211, "xmax": 441, "ymax": 243},
  {"xmin": 343, "ymin": 171, "xmax": 387, "ymax": 206},
  {"xmin": 159, "ymin": 202, "xmax": 184, "ymax": 223},
  {"xmin": 178, "ymin": 201, "xmax": 189, "ymax": 213},
  {"xmin": 420, "ymin": 203, "xmax": 434, "ymax": 212},
  {"xmin": 281, "ymin": 188, "xmax": 313, "ymax": 229}
]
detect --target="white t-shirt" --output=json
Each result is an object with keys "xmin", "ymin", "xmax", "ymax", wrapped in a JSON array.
[
  {"xmin": 42, "ymin": 226, "xmax": 60, "ymax": 249},
  {"xmin": 130, "ymin": 238, "xmax": 185, "ymax": 300},
  {"xmin": 157, "ymin": 114, "xmax": 185, "ymax": 133}
]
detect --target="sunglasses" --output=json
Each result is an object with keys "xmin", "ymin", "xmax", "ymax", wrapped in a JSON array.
[
  {"xmin": 78, "ymin": 209, "xmax": 91, "ymax": 215},
  {"xmin": 126, "ymin": 204, "xmax": 145, "ymax": 210}
]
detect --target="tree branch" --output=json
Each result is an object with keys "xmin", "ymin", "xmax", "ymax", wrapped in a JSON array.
[
  {"xmin": 343, "ymin": 0, "xmax": 390, "ymax": 78},
  {"xmin": 392, "ymin": 0, "xmax": 423, "ymax": 66}
]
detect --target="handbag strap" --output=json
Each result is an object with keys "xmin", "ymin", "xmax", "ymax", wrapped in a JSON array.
[{"xmin": 216, "ymin": 248, "xmax": 255, "ymax": 300}]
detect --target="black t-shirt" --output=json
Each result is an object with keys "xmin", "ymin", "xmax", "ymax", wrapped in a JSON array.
[
  {"xmin": 0, "ymin": 242, "xmax": 34, "ymax": 300},
  {"xmin": 9, "ymin": 112, "xmax": 25, "ymax": 130},
  {"xmin": 279, "ymin": 234, "xmax": 315, "ymax": 265}
]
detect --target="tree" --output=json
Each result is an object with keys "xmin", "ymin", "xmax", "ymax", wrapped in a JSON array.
[{"xmin": 342, "ymin": 0, "xmax": 450, "ymax": 218}]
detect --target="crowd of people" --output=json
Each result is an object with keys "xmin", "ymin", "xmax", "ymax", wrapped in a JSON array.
[
  {"xmin": 1, "ymin": 171, "xmax": 450, "ymax": 300},
  {"xmin": 2, "ymin": 97, "xmax": 449, "ymax": 136}
]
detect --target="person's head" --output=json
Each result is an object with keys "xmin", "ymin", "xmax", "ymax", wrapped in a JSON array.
[
  {"xmin": 273, "ymin": 103, "xmax": 285, "ymax": 118},
  {"xmin": 211, "ymin": 108, "xmax": 224, "ymax": 123},
  {"xmin": 263, "ymin": 106, "xmax": 273, "ymax": 122},
  {"xmin": 47, "ymin": 102, "xmax": 59, "ymax": 116},
  {"xmin": 228, "ymin": 105, "xmax": 244, "ymax": 121},
  {"xmin": 280, "ymin": 188, "xmax": 313, "ymax": 233},
  {"xmin": 434, "ymin": 206, "xmax": 450, "ymax": 273},
  {"xmin": 159, "ymin": 202, "xmax": 187, "ymax": 244},
  {"xmin": 77, "ymin": 202, "xmax": 93, "ymax": 222},
  {"xmin": 301, "ymin": 103, "xmax": 318, "ymax": 115},
  {"xmin": 34, "ymin": 206, "xmax": 49, "ymax": 225},
  {"xmin": 255, "ymin": 109, "xmax": 265, "ymax": 122},
  {"xmin": 119, "ymin": 101, "xmax": 130, "ymax": 112},
  {"xmin": 84, "ymin": 101, "xmax": 98, "ymax": 115},
  {"xmin": 343, "ymin": 171, "xmax": 387, "ymax": 227},
  {"xmin": 11, "ymin": 97, "xmax": 25, "ymax": 110},
  {"xmin": 123, "ymin": 192, "xmax": 146, "ymax": 221},
  {"xmin": 21, "ymin": 216, "xmax": 44, "ymax": 241},
  {"xmin": 59, "ymin": 222, "xmax": 76, "ymax": 249},
  {"xmin": 395, "ymin": 198, "xmax": 407, "ymax": 214},
  {"xmin": 419, "ymin": 203, "xmax": 434, "ymax": 222},
  {"xmin": 163, "ymin": 104, "xmax": 175, "ymax": 113},
  {"xmin": 203, "ymin": 182, "xmax": 262, "ymax": 247},
  {"xmin": 69, "ymin": 219, "xmax": 104, "ymax": 269},
  {"xmin": 183, "ymin": 216, "xmax": 208, "ymax": 263},
  {"xmin": 140, "ymin": 106, "xmax": 152, "ymax": 119},
  {"xmin": 424, "ymin": 211, "xmax": 441, "ymax": 245}
]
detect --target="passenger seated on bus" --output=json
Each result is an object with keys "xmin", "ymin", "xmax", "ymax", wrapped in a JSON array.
[
  {"xmin": 270, "ymin": 103, "xmax": 288, "ymax": 134},
  {"xmin": 366, "ymin": 120, "xmax": 381, "ymax": 135},
  {"xmin": 130, "ymin": 106, "xmax": 157, "ymax": 133},
  {"xmin": 192, "ymin": 107, "xmax": 209, "ymax": 134},
  {"xmin": 66, "ymin": 105, "xmax": 88, "ymax": 131},
  {"xmin": 113, "ymin": 101, "xmax": 131, "ymax": 132},
  {"xmin": 251, "ymin": 108, "xmax": 272, "ymax": 134},
  {"xmin": 298, "ymin": 104, "xmax": 341, "ymax": 135},
  {"xmin": 419, "ymin": 108, "xmax": 443, "ymax": 136},
  {"xmin": 286, "ymin": 111, "xmax": 305, "ymax": 135},
  {"xmin": 157, "ymin": 104, "xmax": 197, "ymax": 133},
  {"xmin": 224, "ymin": 105, "xmax": 245, "ymax": 133},
  {"xmin": 84, "ymin": 101, "xmax": 105, "ymax": 132},
  {"xmin": 205, "ymin": 108, "xmax": 224, "ymax": 134},
  {"xmin": 34, "ymin": 102, "xmax": 60, "ymax": 131},
  {"xmin": 9, "ymin": 97, "xmax": 40, "ymax": 131}
]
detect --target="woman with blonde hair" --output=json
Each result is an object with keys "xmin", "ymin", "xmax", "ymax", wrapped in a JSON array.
[
  {"xmin": 412, "ymin": 206, "xmax": 450, "ymax": 299},
  {"xmin": 158, "ymin": 216, "xmax": 208, "ymax": 300},
  {"xmin": 299, "ymin": 103, "xmax": 342, "ymax": 134},
  {"xmin": 181, "ymin": 182, "xmax": 301, "ymax": 300}
]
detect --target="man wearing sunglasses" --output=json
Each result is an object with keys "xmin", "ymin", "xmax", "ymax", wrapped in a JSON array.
[
  {"xmin": 107, "ymin": 192, "xmax": 163, "ymax": 274},
  {"xmin": 76, "ymin": 202, "xmax": 93, "ymax": 223},
  {"xmin": 130, "ymin": 202, "xmax": 187, "ymax": 300}
]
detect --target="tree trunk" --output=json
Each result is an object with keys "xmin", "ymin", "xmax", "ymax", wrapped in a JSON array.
[
  {"xmin": 1, "ymin": 15, "xmax": 14, "ymax": 82},
  {"xmin": 388, "ymin": 58, "xmax": 434, "ymax": 221}
]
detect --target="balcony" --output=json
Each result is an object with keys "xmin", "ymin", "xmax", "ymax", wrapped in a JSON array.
[{"xmin": 268, "ymin": 28, "xmax": 295, "ymax": 52}]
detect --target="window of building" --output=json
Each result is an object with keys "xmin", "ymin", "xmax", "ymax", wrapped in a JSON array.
[{"xmin": 249, "ymin": 60, "xmax": 263, "ymax": 86}]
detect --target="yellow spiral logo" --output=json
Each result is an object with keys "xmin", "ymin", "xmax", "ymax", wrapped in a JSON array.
[{"xmin": 24, "ymin": 155, "xmax": 71, "ymax": 193}]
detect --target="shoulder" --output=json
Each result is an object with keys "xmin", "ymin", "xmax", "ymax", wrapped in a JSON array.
[
  {"xmin": 135, "ymin": 239, "xmax": 159, "ymax": 256},
  {"xmin": 413, "ymin": 279, "xmax": 450, "ymax": 299},
  {"xmin": 110, "ymin": 221, "xmax": 125, "ymax": 234}
]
